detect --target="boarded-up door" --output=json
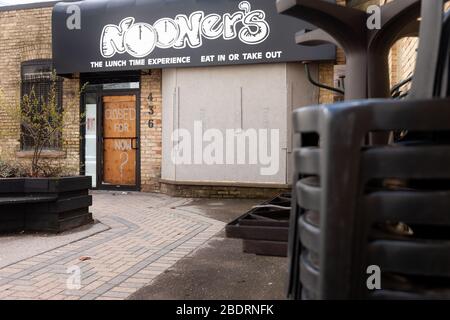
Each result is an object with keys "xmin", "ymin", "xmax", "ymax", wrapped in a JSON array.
[{"xmin": 103, "ymin": 95, "xmax": 137, "ymax": 186}]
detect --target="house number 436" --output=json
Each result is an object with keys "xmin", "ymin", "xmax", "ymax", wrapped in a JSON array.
[{"xmin": 148, "ymin": 93, "xmax": 155, "ymax": 128}]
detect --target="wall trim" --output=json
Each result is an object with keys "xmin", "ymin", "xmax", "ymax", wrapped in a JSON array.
[{"xmin": 159, "ymin": 179, "xmax": 290, "ymax": 189}]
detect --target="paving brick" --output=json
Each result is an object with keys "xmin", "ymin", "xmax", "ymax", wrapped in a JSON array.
[
  {"xmin": 0, "ymin": 192, "xmax": 224, "ymax": 300},
  {"xmin": 101, "ymin": 291, "xmax": 131, "ymax": 299},
  {"xmin": 113, "ymin": 286, "xmax": 139, "ymax": 294}
]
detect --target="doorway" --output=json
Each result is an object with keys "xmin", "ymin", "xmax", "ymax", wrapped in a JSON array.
[
  {"xmin": 102, "ymin": 94, "xmax": 138, "ymax": 188},
  {"xmin": 101, "ymin": 94, "xmax": 138, "ymax": 188},
  {"xmin": 81, "ymin": 75, "xmax": 141, "ymax": 191}
]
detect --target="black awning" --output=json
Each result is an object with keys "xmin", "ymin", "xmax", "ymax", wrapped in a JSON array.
[{"xmin": 52, "ymin": 0, "xmax": 336, "ymax": 74}]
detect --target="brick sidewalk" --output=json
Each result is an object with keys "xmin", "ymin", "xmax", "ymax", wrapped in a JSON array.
[{"xmin": 0, "ymin": 192, "xmax": 224, "ymax": 300}]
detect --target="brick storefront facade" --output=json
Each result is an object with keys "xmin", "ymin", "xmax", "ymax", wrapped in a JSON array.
[
  {"xmin": 0, "ymin": 7, "xmax": 80, "ymax": 170},
  {"xmin": 0, "ymin": 3, "xmax": 293, "ymax": 198},
  {"xmin": 0, "ymin": 0, "xmax": 446, "ymax": 198},
  {"xmin": 0, "ymin": 5, "xmax": 164, "ymax": 192}
]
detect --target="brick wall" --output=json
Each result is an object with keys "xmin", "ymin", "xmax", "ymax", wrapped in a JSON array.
[
  {"xmin": 0, "ymin": 6, "xmax": 163, "ymax": 189},
  {"xmin": 160, "ymin": 182, "xmax": 290, "ymax": 199},
  {"xmin": 0, "ymin": 7, "xmax": 80, "ymax": 173},
  {"xmin": 140, "ymin": 71, "xmax": 163, "ymax": 192},
  {"xmin": 386, "ymin": 0, "xmax": 412, "ymax": 88},
  {"xmin": 394, "ymin": 37, "xmax": 417, "ymax": 85}
]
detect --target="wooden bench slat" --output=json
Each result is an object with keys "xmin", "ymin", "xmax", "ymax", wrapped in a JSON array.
[{"xmin": 0, "ymin": 195, "xmax": 57, "ymax": 206}]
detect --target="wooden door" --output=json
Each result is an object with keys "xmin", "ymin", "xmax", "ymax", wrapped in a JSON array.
[{"xmin": 102, "ymin": 95, "xmax": 137, "ymax": 186}]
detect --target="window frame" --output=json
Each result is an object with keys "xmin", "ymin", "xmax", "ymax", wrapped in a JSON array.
[{"xmin": 20, "ymin": 59, "xmax": 64, "ymax": 151}]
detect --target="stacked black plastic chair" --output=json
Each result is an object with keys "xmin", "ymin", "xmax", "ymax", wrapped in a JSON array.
[
  {"xmin": 289, "ymin": 0, "xmax": 450, "ymax": 300},
  {"xmin": 277, "ymin": 0, "xmax": 422, "ymax": 100}
]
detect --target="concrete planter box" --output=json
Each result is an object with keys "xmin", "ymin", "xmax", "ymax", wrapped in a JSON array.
[{"xmin": 0, "ymin": 176, "xmax": 93, "ymax": 233}]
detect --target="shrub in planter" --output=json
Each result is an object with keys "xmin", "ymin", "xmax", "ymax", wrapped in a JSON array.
[
  {"xmin": 0, "ymin": 160, "xmax": 27, "ymax": 178},
  {"xmin": 0, "ymin": 74, "xmax": 92, "ymax": 234}
]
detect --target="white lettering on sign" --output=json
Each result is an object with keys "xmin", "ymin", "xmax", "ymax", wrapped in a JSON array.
[
  {"xmin": 114, "ymin": 139, "xmax": 132, "ymax": 151},
  {"xmin": 114, "ymin": 123, "xmax": 129, "ymax": 133},
  {"xmin": 100, "ymin": 1, "xmax": 270, "ymax": 59},
  {"xmin": 104, "ymin": 108, "xmax": 136, "ymax": 121}
]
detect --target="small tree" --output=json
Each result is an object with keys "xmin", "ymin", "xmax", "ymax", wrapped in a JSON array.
[{"xmin": 0, "ymin": 73, "xmax": 84, "ymax": 177}]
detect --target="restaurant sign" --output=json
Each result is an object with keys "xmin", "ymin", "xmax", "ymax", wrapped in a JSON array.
[{"xmin": 52, "ymin": 0, "xmax": 335, "ymax": 74}]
